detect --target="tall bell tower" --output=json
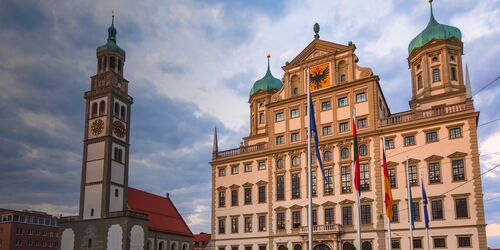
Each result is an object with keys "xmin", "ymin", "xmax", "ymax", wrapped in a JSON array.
[{"xmin": 80, "ymin": 13, "xmax": 132, "ymax": 220}]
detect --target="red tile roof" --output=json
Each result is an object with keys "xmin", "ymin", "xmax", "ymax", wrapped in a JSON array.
[
  {"xmin": 128, "ymin": 187, "xmax": 193, "ymax": 237},
  {"xmin": 193, "ymin": 233, "xmax": 211, "ymax": 243}
]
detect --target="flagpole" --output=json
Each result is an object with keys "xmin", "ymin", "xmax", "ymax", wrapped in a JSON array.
[
  {"xmin": 405, "ymin": 157, "xmax": 414, "ymax": 250},
  {"xmin": 307, "ymin": 68, "xmax": 313, "ymax": 250},
  {"xmin": 353, "ymin": 108, "xmax": 361, "ymax": 249},
  {"xmin": 382, "ymin": 137, "xmax": 392, "ymax": 250},
  {"xmin": 422, "ymin": 174, "xmax": 431, "ymax": 250}
]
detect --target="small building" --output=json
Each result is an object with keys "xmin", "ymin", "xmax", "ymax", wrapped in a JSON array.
[
  {"xmin": 193, "ymin": 233, "xmax": 211, "ymax": 250},
  {"xmin": 0, "ymin": 208, "xmax": 60, "ymax": 249}
]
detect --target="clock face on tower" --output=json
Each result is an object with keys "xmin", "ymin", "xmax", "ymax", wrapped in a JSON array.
[
  {"xmin": 113, "ymin": 120, "xmax": 126, "ymax": 138},
  {"xmin": 90, "ymin": 119, "xmax": 104, "ymax": 136}
]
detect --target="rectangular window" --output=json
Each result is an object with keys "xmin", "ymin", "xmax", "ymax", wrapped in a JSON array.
[
  {"xmin": 360, "ymin": 163, "xmax": 370, "ymax": 191},
  {"xmin": 324, "ymin": 169, "xmax": 333, "ymax": 195},
  {"xmin": 276, "ymin": 212, "xmax": 285, "ymax": 230},
  {"xmin": 433, "ymin": 237, "xmax": 446, "ymax": 248},
  {"xmin": 219, "ymin": 191, "xmax": 226, "ymax": 207},
  {"xmin": 458, "ymin": 236, "xmax": 471, "ymax": 247},
  {"xmin": 322, "ymin": 126, "xmax": 332, "ymax": 136},
  {"xmin": 338, "ymin": 97, "xmax": 348, "ymax": 107},
  {"xmin": 404, "ymin": 135, "xmax": 415, "ymax": 146},
  {"xmin": 291, "ymin": 173, "xmax": 300, "ymax": 199},
  {"xmin": 258, "ymin": 161, "xmax": 266, "ymax": 170},
  {"xmin": 385, "ymin": 139, "xmax": 395, "ymax": 149},
  {"xmin": 291, "ymin": 132, "xmax": 300, "ymax": 142},
  {"xmin": 339, "ymin": 122, "xmax": 349, "ymax": 133},
  {"xmin": 219, "ymin": 168, "xmax": 226, "ymax": 177},
  {"xmin": 361, "ymin": 204, "xmax": 371, "ymax": 224},
  {"xmin": 259, "ymin": 246, "xmax": 266, "ymax": 250},
  {"xmin": 275, "ymin": 112, "xmax": 284, "ymax": 122},
  {"xmin": 245, "ymin": 247, "xmax": 251, "ymax": 250},
  {"xmin": 342, "ymin": 206, "xmax": 353, "ymax": 225},
  {"xmin": 428, "ymin": 163, "xmax": 441, "ymax": 184},
  {"xmin": 324, "ymin": 207, "xmax": 334, "ymax": 225},
  {"xmin": 244, "ymin": 217, "xmax": 252, "ymax": 232},
  {"xmin": 357, "ymin": 118, "xmax": 367, "ymax": 129},
  {"xmin": 258, "ymin": 186, "xmax": 266, "ymax": 203},
  {"xmin": 276, "ymin": 135, "xmax": 284, "ymax": 145},
  {"xmin": 312, "ymin": 171, "xmax": 317, "ymax": 196},
  {"xmin": 231, "ymin": 166, "xmax": 239, "ymax": 175},
  {"xmin": 231, "ymin": 217, "xmax": 239, "ymax": 233},
  {"xmin": 431, "ymin": 200, "xmax": 444, "ymax": 220},
  {"xmin": 244, "ymin": 188, "xmax": 252, "ymax": 205},
  {"xmin": 426, "ymin": 131, "xmax": 438, "ymax": 143},
  {"xmin": 356, "ymin": 92, "xmax": 367, "ymax": 103},
  {"xmin": 244, "ymin": 164, "xmax": 252, "ymax": 172},
  {"xmin": 412, "ymin": 202, "xmax": 421, "ymax": 221},
  {"xmin": 341, "ymin": 166, "xmax": 352, "ymax": 193},
  {"xmin": 452, "ymin": 160, "xmax": 465, "ymax": 181},
  {"xmin": 455, "ymin": 198, "xmax": 469, "ymax": 218},
  {"xmin": 409, "ymin": 166, "xmax": 418, "ymax": 186},
  {"xmin": 391, "ymin": 240, "xmax": 401, "ymax": 249},
  {"xmin": 218, "ymin": 219, "xmax": 226, "ymax": 234},
  {"xmin": 449, "ymin": 127, "xmax": 462, "ymax": 139},
  {"xmin": 321, "ymin": 101, "xmax": 332, "ymax": 111},
  {"xmin": 258, "ymin": 215, "xmax": 266, "ymax": 231},
  {"xmin": 292, "ymin": 211, "xmax": 301, "ymax": 229},
  {"xmin": 276, "ymin": 175, "xmax": 285, "ymax": 201},
  {"xmin": 231, "ymin": 190, "xmax": 238, "ymax": 206},
  {"xmin": 413, "ymin": 239, "xmax": 423, "ymax": 249},
  {"xmin": 259, "ymin": 113, "xmax": 264, "ymax": 124},
  {"xmin": 391, "ymin": 204, "xmax": 399, "ymax": 222},
  {"xmin": 290, "ymin": 109, "xmax": 300, "ymax": 118},
  {"xmin": 388, "ymin": 168, "xmax": 397, "ymax": 188}
]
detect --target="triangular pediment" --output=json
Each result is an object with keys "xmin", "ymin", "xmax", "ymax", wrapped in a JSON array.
[
  {"xmin": 274, "ymin": 206, "xmax": 287, "ymax": 211},
  {"xmin": 242, "ymin": 182, "xmax": 254, "ymax": 187},
  {"xmin": 256, "ymin": 180, "xmax": 268, "ymax": 186},
  {"xmin": 339, "ymin": 199, "xmax": 355, "ymax": 205},
  {"xmin": 321, "ymin": 201, "xmax": 337, "ymax": 207},
  {"xmin": 216, "ymin": 186, "xmax": 227, "ymax": 191},
  {"xmin": 448, "ymin": 151, "xmax": 468, "ymax": 158},
  {"xmin": 285, "ymin": 39, "xmax": 351, "ymax": 68},
  {"xmin": 386, "ymin": 161, "xmax": 399, "ymax": 168},
  {"xmin": 289, "ymin": 204, "xmax": 303, "ymax": 210},
  {"xmin": 424, "ymin": 155, "xmax": 444, "ymax": 162},
  {"xmin": 229, "ymin": 184, "xmax": 240, "ymax": 189},
  {"xmin": 401, "ymin": 158, "xmax": 421, "ymax": 165}
]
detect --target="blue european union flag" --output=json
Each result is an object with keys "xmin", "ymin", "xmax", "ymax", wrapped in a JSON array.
[
  {"xmin": 309, "ymin": 98, "xmax": 327, "ymax": 182},
  {"xmin": 421, "ymin": 177, "xmax": 430, "ymax": 229}
]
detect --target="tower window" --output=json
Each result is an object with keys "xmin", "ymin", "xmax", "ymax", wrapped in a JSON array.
[
  {"xmin": 103, "ymin": 57, "xmax": 107, "ymax": 71},
  {"xmin": 88, "ymin": 238, "xmax": 92, "ymax": 248},
  {"xmin": 259, "ymin": 113, "xmax": 264, "ymax": 124},
  {"xmin": 114, "ymin": 102, "xmax": 119, "ymax": 116},
  {"xmin": 293, "ymin": 87, "xmax": 298, "ymax": 95},
  {"xmin": 432, "ymin": 56, "xmax": 438, "ymax": 62},
  {"xmin": 416, "ymin": 64, "xmax": 421, "ymax": 70},
  {"xmin": 451, "ymin": 67, "xmax": 457, "ymax": 81},
  {"xmin": 432, "ymin": 68, "xmax": 440, "ymax": 82},
  {"xmin": 99, "ymin": 100, "xmax": 105, "ymax": 115},
  {"xmin": 118, "ymin": 59, "xmax": 123, "ymax": 72},
  {"xmin": 417, "ymin": 75, "xmax": 423, "ymax": 89},
  {"xmin": 114, "ymin": 148, "xmax": 123, "ymax": 163},
  {"xmin": 115, "ymin": 189, "xmax": 119, "ymax": 197},
  {"xmin": 110, "ymin": 56, "xmax": 116, "ymax": 70},
  {"xmin": 340, "ymin": 74, "xmax": 346, "ymax": 83},
  {"xmin": 91, "ymin": 103, "xmax": 98, "ymax": 117},
  {"xmin": 120, "ymin": 106, "xmax": 126, "ymax": 120},
  {"xmin": 450, "ymin": 55, "xmax": 455, "ymax": 61},
  {"xmin": 98, "ymin": 58, "xmax": 102, "ymax": 72},
  {"xmin": 90, "ymin": 208, "xmax": 94, "ymax": 216}
]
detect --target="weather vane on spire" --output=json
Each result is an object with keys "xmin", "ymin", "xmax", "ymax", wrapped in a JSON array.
[{"xmin": 112, "ymin": 10, "xmax": 115, "ymax": 25}]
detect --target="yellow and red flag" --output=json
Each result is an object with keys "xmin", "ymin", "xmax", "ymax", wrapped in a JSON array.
[{"xmin": 382, "ymin": 141, "xmax": 394, "ymax": 220}]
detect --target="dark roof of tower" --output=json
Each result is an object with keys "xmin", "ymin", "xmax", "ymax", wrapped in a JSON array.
[
  {"xmin": 96, "ymin": 15, "xmax": 126, "ymax": 57},
  {"xmin": 249, "ymin": 55, "xmax": 283, "ymax": 96}
]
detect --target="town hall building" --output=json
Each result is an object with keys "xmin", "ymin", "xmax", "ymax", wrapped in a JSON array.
[
  {"xmin": 211, "ymin": 2, "xmax": 486, "ymax": 250},
  {"xmin": 59, "ymin": 16, "xmax": 194, "ymax": 250}
]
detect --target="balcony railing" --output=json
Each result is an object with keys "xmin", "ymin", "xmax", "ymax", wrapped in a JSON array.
[
  {"xmin": 378, "ymin": 100, "xmax": 473, "ymax": 127},
  {"xmin": 299, "ymin": 224, "xmax": 343, "ymax": 234},
  {"xmin": 214, "ymin": 142, "xmax": 268, "ymax": 159}
]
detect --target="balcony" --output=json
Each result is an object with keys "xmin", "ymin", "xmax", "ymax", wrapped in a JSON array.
[
  {"xmin": 299, "ymin": 224, "xmax": 343, "ymax": 234},
  {"xmin": 378, "ymin": 100, "xmax": 473, "ymax": 127},
  {"xmin": 214, "ymin": 142, "xmax": 268, "ymax": 159}
]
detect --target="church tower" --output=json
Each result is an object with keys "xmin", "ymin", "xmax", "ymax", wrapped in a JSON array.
[
  {"xmin": 407, "ymin": 0, "xmax": 466, "ymax": 111},
  {"xmin": 80, "ymin": 13, "xmax": 132, "ymax": 220}
]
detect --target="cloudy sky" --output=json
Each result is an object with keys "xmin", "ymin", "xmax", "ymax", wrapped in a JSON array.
[{"xmin": 1, "ymin": 0, "xmax": 499, "ymax": 246}]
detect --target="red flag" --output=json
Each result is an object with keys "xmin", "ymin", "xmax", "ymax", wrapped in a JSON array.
[
  {"xmin": 352, "ymin": 117, "xmax": 360, "ymax": 193},
  {"xmin": 382, "ymin": 143, "xmax": 394, "ymax": 220}
]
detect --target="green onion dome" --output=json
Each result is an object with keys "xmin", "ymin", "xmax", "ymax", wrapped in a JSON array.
[
  {"xmin": 250, "ymin": 55, "xmax": 283, "ymax": 96},
  {"xmin": 408, "ymin": 3, "xmax": 461, "ymax": 54},
  {"xmin": 96, "ymin": 16, "xmax": 126, "ymax": 57}
]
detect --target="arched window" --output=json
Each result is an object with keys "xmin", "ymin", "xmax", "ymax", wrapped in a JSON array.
[
  {"xmin": 340, "ymin": 148, "xmax": 349, "ymax": 159},
  {"xmin": 114, "ymin": 102, "xmax": 119, "ymax": 116},
  {"xmin": 293, "ymin": 87, "xmax": 299, "ymax": 95},
  {"xmin": 103, "ymin": 56, "xmax": 107, "ymax": 71},
  {"xmin": 118, "ymin": 59, "xmax": 123, "ymax": 72},
  {"xmin": 120, "ymin": 106, "xmax": 126, "ymax": 120},
  {"xmin": 90, "ymin": 208, "xmax": 94, "ymax": 216},
  {"xmin": 342, "ymin": 242, "xmax": 355, "ymax": 250},
  {"xmin": 146, "ymin": 240, "xmax": 152, "ymax": 250},
  {"xmin": 294, "ymin": 244, "xmax": 303, "ymax": 250},
  {"xmin": 324, "ymin": 151, "xmax": 332, "ymax": 162},
  {"xmin": 110, "ymin": 56, "xmax": 116, "ymax": 70},
  {"xmin": 98, "ymin": 58, "xmax": 102, "ymax": 72},
  {"xmin": 99, "ymin": 100, "xmax": 105, "ymax": 115},
  {"xmin": 88, "ymin": 238, "xmax": 92, "ymax": 248},
  {"xmin": 276, "ymin": 159, "xmax": 284, "ymax": 169},
  {"xmin": 114, "ymin": 189, "xmax": 119, "ymax": 197},
  {"xmin": 182, "ymin": 244, "xmax": 187, "ymax": 250},
  {"xmin": 91, "ymin": 103, "xmax": 98, "ymax": 117},
  {"xmin": 171, "ymin": 243, "xmax": 176, "ymax": 250},
  {"xmin": 292, "ymin": 156, "xmax": 300, "ymax": 166},
  {"xmin": 361, "ymin": 242, "xmax": 372, "ymax": 250},
  {"xmin": 359, "ymin": 145, "xmax": 368, "ymax": 156},
  {"xmin": 340, "ymin": 74, "xmax": 346, "ymax": 83},
  {"xmin": 278, "ymin": 246, "xmax": 287, "ymax": 250},
  {"xmin": 313, "ymin": 244, "xmax": 330, "ymax": 250},
  {"xmin": 159, "ymin": 242, "xmax": 164, "ymax": 250},
  {"xmin": 432, "ymin": 68, "xmax": 440, "ymax": 82}
]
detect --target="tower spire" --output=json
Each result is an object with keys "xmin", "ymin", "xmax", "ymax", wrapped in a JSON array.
[
  {"xmin": 465, "ymin": 64, "xmax": 472, "ymax": 99},
  {"xmin": 112, "ymin": 10, "xmax": 115, "ymax": 26},
  {"xmin": 212, "ymin": 127, "xmax": 219, "ymax": 157}
]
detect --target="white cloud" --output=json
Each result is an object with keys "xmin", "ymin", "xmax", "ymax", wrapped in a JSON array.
[
  {"xmin": 480, "ymin": 127, "xmax": 500, "ymax": 179},
  {"xmin": 487, "ymin": 224, "xmax": 500, "ymax": 237}
]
